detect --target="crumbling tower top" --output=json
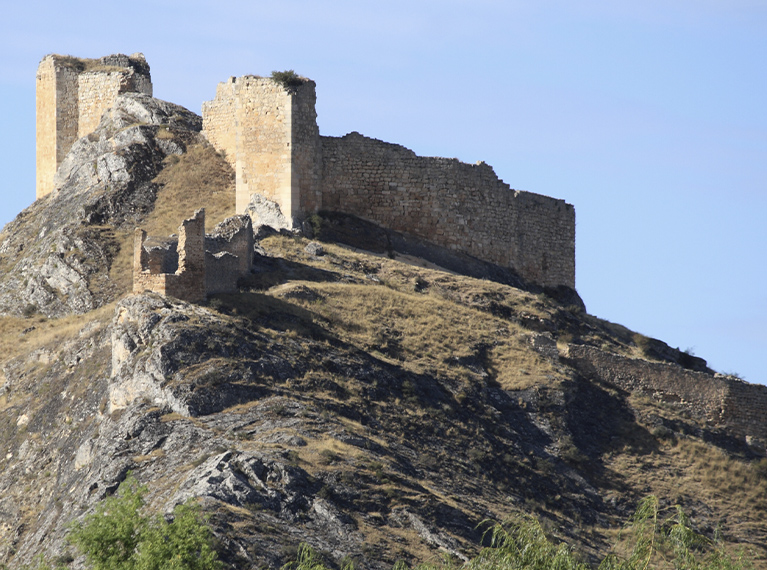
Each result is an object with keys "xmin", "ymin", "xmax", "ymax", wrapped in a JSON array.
[{"xmin": 35, "ymin": 53, "xmax": 152, "ymax": 199}]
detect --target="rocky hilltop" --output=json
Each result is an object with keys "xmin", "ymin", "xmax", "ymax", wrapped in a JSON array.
[{"xmin": 1, "ymin": 94, "xmax": 766, "ymax": 570}]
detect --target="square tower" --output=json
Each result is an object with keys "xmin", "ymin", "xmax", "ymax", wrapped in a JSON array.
[
  {"xmin": 202, "ymin": 75, "xmax": 321, "ymax": 223},
  {"xmin": 35, "ymin": 53, "xmax": 152, "ymax": 199}
]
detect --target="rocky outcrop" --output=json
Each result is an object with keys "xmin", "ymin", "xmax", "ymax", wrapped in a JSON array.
[
  {"xmin": 2, "ymin": 260, "xmax": 767, "ymax": 569},
  {"xmin": 0, "ymin": 94, "xmax": 203, "ymax": 317},
  {"xmin": 244, "ymin": 193, "xmax": 294, "ymax": 232}
]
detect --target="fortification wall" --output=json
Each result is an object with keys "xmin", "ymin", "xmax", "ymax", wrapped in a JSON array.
[
  {"xmin": 203, "ymin": 77, "xmax": 291, "ymax": 215},
  {"xmin": 35, "ymin": 53, "xmax": 152, "ymax": 200},
  {"xmin": 205, "ymin": 214, "xmax": 254, "ymax": 276},
  {"xmin": 564, "ymin": 345, "xmax": 767, "ymax": 441},
  {"xmin": 320, "ymin": 133, "xmax": 575, "ymax": 288},
  {"xmin": 291, "ymin": 83, "xmax": 322, "ymax": 213},
  {"xmin": 205, "ymin": 252, "xmax": 240, "ymax": 295},
  {"xmin": 202, "ymin": 79, "xmax": 238, "ymax": 171},
  {"xmin": 77, "ymin": 71, "xmax": 140, "ymax": 137},
  {"xmin": 202, "ymin": 77, "xmax": 321, "ymax": 219},
  {"xmin": 134, "ymin": 211, "xmax": 253, "ymax": 302},
  {"xmin": 35, "ymin": 56, "xmax": 58, "ymax": 199},
  {"xmin": 722, "ymin": 381, "xmax": 767, "ymax": 442}
]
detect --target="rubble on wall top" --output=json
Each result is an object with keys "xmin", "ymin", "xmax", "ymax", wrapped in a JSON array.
[{"xmin": 41, "ymin": 53, "xmax": 150, "ymax": 75}]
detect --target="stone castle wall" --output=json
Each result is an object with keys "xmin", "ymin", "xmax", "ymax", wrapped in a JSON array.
[
  {"xmin": 202, "ymin": 77, "xmax": 321, "ymax": 218},
  {"xmin": 202, "ymin": 76, "xmax": 574, "ymax": 289},
  {"xmin": 134, "ymin": 210, "xmax": 207, "ymax": 302},
  {"xmin": 35, "ymin": 53, "xmax": 152, "ymax": 199},
  {"xmin": 320, "ymin": 133, "xmax": 575, "ymax": 288},
  {"xmin": 565, "ymin": 345, "xmax": 767, "ymax": 442},
  {"xmin": 36, "ymin": 58, "xmax": 78, "ymax": 200}
]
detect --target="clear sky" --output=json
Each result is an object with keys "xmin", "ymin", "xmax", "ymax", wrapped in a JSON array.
[{"xmin": 1, "ymin": 1, "xmax": 765, "ymax": 384}]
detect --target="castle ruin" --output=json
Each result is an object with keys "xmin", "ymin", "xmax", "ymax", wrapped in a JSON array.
[
  {"xmin": 36, "ymin": 53, "xmax": 575, "ymax": 292},
  {"xmin": 133, "ymin": 210, "xmax": 254, "ymax": 302},
  {"xmin": 32, "ymin": 54, "xmax": 767, "ymax": 448},
  {"xmin": 202, "ymin": 75, "xmax": 576, "ymax": 289}
]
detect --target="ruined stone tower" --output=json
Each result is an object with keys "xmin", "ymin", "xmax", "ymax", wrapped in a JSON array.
[
  {"xmin": 202, "ymin": 76, "xmax": 322, "ymax": 219},
  {"xmin": 35, "ymin": 53, "xmax": 152, "ymax": 199}
]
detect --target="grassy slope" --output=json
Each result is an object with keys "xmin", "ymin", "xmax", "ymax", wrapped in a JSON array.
[{"xmin": 207, "ymin": 234, "xmax": 767, "ymax": 565}]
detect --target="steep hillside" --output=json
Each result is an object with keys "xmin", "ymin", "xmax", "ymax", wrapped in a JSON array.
[{"xmin": 0, "ymin": 94, "xmax": 765, "ymax": 570}]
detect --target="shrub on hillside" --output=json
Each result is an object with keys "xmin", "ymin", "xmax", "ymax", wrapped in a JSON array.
[{"xmin": 67, "ymin": 474, "xmax": 220, "ymax": 570}]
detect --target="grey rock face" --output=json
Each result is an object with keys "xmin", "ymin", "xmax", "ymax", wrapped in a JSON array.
[
  {"xmin": 244, "ymin": 194, "xmax": 294, "ymax": 232},
  {"xmin": 0, "ymin": 93, "xmax": 203, "ymax": 317},
  {"xmin": 304, "ymin": 242, "xmax": 325, "ymax": 256},
  {"xmin": 110, "ymin": 294, "xmax": 298, "ymax": 416}
]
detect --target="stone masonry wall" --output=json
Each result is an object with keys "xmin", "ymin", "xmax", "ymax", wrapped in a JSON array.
[
  {"xmin": 134, "ymin": 211, "xmax": 253, "ymax": 302},
  {"xmin": 205, "ymin": 252, "xmax": 240, "ymax": 295},
  {"xmin": 36, "ymin": 57, "xmax": 78, "ymax": 199},
  {"xmin": 722, "ymin": 381, "xmax": 767, "ymax": 443},
  {"xmin": 35, "ymin": 53, "xmax": 152, "ymax": 200},
  {"xmin": 201, "ymin": 79, "xmax": 238, "ymax": 174},
  {"xmin": 174, "ymin": 210, "xmax": 207, "ymax": 302},
  {"xmin": 77, "ymin": 71, "xmax": 143, "ymax": 138},
  {"xmin": 564, "ymin": 344, "xmax": 767, "ymax": 441},
  {"xmin": 205, "ymin": 214, "xmax": 254, "ymax": 276},
  {"xmin": 134, "ymin": 211, "xmax": 206, "ymax": 302},
  {"xmin": 320, "ymin": 133, "xmax": 575, "ymax": 288},
  {"xmin": 35, "ymin": 56, "xmax": 58, "ymax": 199},
  {"xmin": 204, "ymin": 77, "xmax": 291, "ymax": 215},
  {"xmin": 291, "ymin": 82, "xmax": 322, "ymax": 214},
  {"xmin": 202, "ymin": 76, "xmax": 321, "ymax": 220}
]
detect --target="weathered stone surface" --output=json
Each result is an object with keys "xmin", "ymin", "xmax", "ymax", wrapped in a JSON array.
[
  {"xmin": 244, "ymin": 193, "xmax": 294, "ymax": 232},
  {"xmin": 202, "ymin": 75, "xmax": 575, "ymax": 289},
  {"xmin": 304, "ymin": 242, "xmax": 324, "ymax": 256},
  {"xmin": 3, "ymin": 266, "xmax": 767, "ymax": 569},
  {"xmin": 36, "ymin": 53, "xmax": 153, "ymax": 199},
  {"xmin": 0, "ymin": 93, "xmax": 203, "ymax": 317}
]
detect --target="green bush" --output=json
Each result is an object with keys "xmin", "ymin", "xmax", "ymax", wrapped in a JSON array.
[
  {"xmin": 271, "ymin": 70, "xmax": 304, "ymax": 90},
  {"xmin": 67, "ymin": 474, "xmax": 220, "ymax": 570},
  {"xmin": 394, "ymin": 496, "xmax": 751, "ymax": 570},
  {"xmin": 281, "ymin": 543, "xmax": 354, "ymax": 570}
]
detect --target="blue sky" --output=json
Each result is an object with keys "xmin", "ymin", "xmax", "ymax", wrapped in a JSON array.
[{"xmin": 1, "ymin": 1, "xmax": 765, "ymax": 383}]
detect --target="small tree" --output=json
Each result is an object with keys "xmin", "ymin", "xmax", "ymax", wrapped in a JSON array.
[{"xmin": 68, "ymin": 474, "xmax": 220, "ymax": 570}]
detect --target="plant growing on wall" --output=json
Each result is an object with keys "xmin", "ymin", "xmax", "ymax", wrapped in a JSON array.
[{"xmin": 271, "ymin": 70, "xmax": 304, "ymax": 91}]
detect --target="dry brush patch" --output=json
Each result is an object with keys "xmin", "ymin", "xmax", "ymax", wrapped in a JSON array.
[
  {"xmin": 149, "ymin": 143, "xmax": 235, "ymax": 236},
  {"xmin": 0, "ymin": 302, "xmax": 113, "ymax": 362},
  {"xmin": 267, "ymin": 279, "xmax": 566, "ymax": 395}
]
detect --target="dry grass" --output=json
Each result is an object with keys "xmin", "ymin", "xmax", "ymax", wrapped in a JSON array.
[
  {"xmin": 603, "ymin": 432, "xmax": 767, "ymax": 558},
  {"xmin": 296, "ymin": 437, "xmax": 366, "ymax": 471},
  {"xmin": 108, "ymin": 229, "xmax": 136, "ymax": 296},
  {"xmin": 668, "ymin": 439, "xmax": 767, "ymax": 506},
  {"xmin": 269, "ymin": 280, "xmax": 562, "ymax": 388},
  {"xmin": 148, "ymin": 144, "xmax": 235, "ymax": 237},
  {"xmin": 0, "ymin": 302, "xmax": 114, "ymax": 362}
]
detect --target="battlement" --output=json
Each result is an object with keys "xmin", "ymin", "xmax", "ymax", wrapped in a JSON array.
[
  {"xmin": 35, "ymin": 53, "xmax": 575, "ymax": 289},
  {"xmin": 36, "ymin": 53, "xmax": 152, "ymax": 199}
]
